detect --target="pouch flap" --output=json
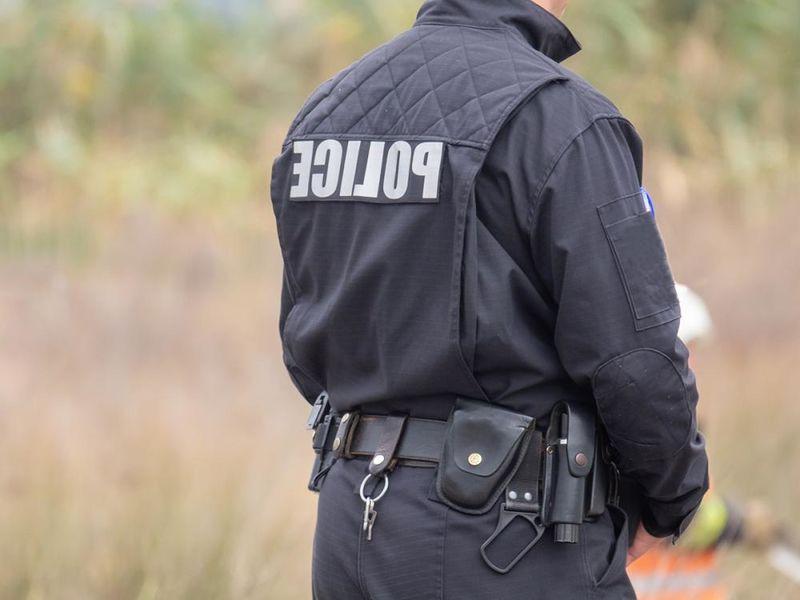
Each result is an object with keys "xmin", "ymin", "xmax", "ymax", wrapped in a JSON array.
[
  {"xmin": 548, "ymin": 401, "xmax": 596, "ymax": 478},
  {"xmin": 436, "ymin": 398, "xmax": 535, "ymax": 514},
  {"xmin": 451, "ymin": 399, "xmax": 533, "ymax": 476},
  {"xmin": 566, "ymin": 403, "xmax": 596, "ymax": 478}
]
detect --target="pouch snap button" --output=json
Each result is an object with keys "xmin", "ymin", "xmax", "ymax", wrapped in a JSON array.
[{"xmin": 468, "ymin": 452, "xmax": 483, "ymax": 466}]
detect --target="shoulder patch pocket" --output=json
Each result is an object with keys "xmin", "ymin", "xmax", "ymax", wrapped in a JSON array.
[{"xmin": 597, "ymin": 192, "xmax": 679, "ymax": 331}]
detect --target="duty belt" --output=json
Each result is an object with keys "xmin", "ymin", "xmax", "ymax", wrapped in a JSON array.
[{"xmin": 306, "ymin": 391, "xmax": 616, "ymax": 574}]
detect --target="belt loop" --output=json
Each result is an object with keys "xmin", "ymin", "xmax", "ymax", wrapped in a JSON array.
[{"xmin": 368, "ymin": 414, "xmax": 408, "ymax": 476}]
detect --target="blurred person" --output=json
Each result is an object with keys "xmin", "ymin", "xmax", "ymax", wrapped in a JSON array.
[
  {"xmin": 628, "ymin": 285, "xmax": 782, "ymax": 600},
  {"xmin": 270, "ymin": 0, "xmax": 708, "ymax": 598}
]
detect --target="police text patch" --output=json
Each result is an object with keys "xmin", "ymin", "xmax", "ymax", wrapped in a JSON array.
[{"xmin": 289, "ymin": 139, "xmax": 444, "ymax": 203}]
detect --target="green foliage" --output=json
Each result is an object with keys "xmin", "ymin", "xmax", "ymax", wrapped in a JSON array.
[
  {"xmin": 0, "ymin": 0, "xmax": 796, "ymax": 223},
  {"xmin": 570, "ymin": 0, "xmax": 800, "ymax": 197},
  {"xmin": 0, "ymin": 0, "xmax": 328, "ymax": 218}
]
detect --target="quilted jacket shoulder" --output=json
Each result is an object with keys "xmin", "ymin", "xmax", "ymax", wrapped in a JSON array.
[{"xmin": 285, "ymin": 23, "xmax": 569, "ymax": 149}]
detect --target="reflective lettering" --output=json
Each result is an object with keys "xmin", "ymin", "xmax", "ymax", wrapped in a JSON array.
[
  {"xmin": 288, "ymin": 138, "xmax": 443, "ymax": 203},
  {"xmin": 412, "ymin": 142, "xmax": 444, "ymax": 199},
  {"xmin": 310, "ymin": 139, "xmax": 343, "ymax": 198},
  {"xmin": 353, "ymin": 141, "xmax": 385, "ymax": 198},
  {"xmin": 290, "ymin": 140, "xmax": 314, "ymax": 198},
  {"xmin": 383, "ymin": 141, "xmax": 412, "ymax": 200},
  {"xmin": 339, "ymin": 141, "xmax": 362, "ymax": 197}
]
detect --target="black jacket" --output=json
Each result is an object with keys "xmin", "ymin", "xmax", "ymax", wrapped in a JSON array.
[{"xmin": 271, "ymin": 0, "xmax": 709, "ymax": 538}]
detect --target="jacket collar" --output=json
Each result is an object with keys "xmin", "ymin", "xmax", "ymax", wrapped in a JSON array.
[{"xmin": 415, "ymin": 0, "xmax": 581, "ymax": 63}]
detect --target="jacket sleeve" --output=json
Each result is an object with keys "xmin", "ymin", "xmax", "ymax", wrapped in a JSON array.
[{"xmin": 530, "ymin": 116, "xmax": 709, "ymax": 538}]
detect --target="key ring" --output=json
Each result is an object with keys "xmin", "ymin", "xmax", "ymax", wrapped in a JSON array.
[{"xmin": 359, "ymin": 473, "xmax": 390, "ymax": 503}]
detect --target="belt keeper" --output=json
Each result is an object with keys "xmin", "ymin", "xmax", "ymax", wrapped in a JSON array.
[
  {"xmin": 505, "ymin": 430, "xmax": 543, "ymax": 513},
  {"xmin": 333, "ymin": 412, "xmax": 359, "ymax": 459},
  {"xmin": 368, "ymin": 414, "xmax": 408, "ymax": 477}
]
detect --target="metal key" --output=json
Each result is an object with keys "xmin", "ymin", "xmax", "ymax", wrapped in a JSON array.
[
  {"xmin": 362, "ymin": 498, "xmax": 374, "ymax": 533},
  {"xmin": 363, "ymin": 500, "xmax": 378, "ymax": 541},
  {"xmin": 359, "ymin": 473, "xmax": 389, "ymax": 542}
]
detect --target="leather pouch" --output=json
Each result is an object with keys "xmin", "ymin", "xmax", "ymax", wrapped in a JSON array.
[{"xmin": 435, "ymin": 398, "xmax": 535, "ymax": 515}]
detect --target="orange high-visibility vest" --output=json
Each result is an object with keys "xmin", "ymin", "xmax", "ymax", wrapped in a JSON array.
[{"xmin": 628, "ymin": 546, "xmax": 727, "ymax": 600}]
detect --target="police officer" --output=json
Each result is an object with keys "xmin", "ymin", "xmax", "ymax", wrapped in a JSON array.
[{"xmin": 270, "ymin": 0, "xmax": 709, "ymax": 597}]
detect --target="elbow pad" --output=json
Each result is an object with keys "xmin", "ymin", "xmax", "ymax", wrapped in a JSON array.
[{"xmin": 592, "ymin": 348, "xmax": 692, "ymax": 463}]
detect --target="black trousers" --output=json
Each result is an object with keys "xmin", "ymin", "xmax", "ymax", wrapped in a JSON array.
[{"xmin": 312, "ymin": 458, "xmax": 636, "ymax": 600}]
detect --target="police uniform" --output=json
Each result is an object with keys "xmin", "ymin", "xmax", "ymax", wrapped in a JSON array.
[{"xmin": 270, "ymin": 0, "xmax": 710, "ymax": 598}]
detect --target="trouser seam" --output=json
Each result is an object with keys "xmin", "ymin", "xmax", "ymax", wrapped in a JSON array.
[
  {"xmin": 438, "ymin": 505, "xmax": 449, "ymax": 600},
  {"xmin": 579, "ymin": 524, "xmax": 595, "ymax": 600}
]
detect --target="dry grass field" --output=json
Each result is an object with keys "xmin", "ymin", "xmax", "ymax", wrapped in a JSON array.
[
  {"xmin": 0, "ymin": 214, "xmax": 316, "ymax": 599},
  {"xmin": 0, "ymin": 196, "xmax": 798, "ymax": 599},
  {"xmin": 1, "ymin": 1, "xmax": 798, "ymax": 598}
]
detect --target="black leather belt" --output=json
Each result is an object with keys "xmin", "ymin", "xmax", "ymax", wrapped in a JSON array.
[{"xmin": 314, "ymin": 413, "xmax": 448, "ymax": 466}]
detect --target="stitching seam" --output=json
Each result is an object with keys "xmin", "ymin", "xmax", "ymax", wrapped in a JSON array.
[{"xmin": 526, "ymin": 114, "xmax": 625, "ymax": 234}]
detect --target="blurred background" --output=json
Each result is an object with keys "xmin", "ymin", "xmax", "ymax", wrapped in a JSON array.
[{"xmin": 0, "ymin": 0, "xmax": 798, "ymax": 598}]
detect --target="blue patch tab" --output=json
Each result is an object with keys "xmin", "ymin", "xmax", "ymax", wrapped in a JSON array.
[{"xmin": 640, "ymin": 187, "xmax": 655, "ymax": 215}]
